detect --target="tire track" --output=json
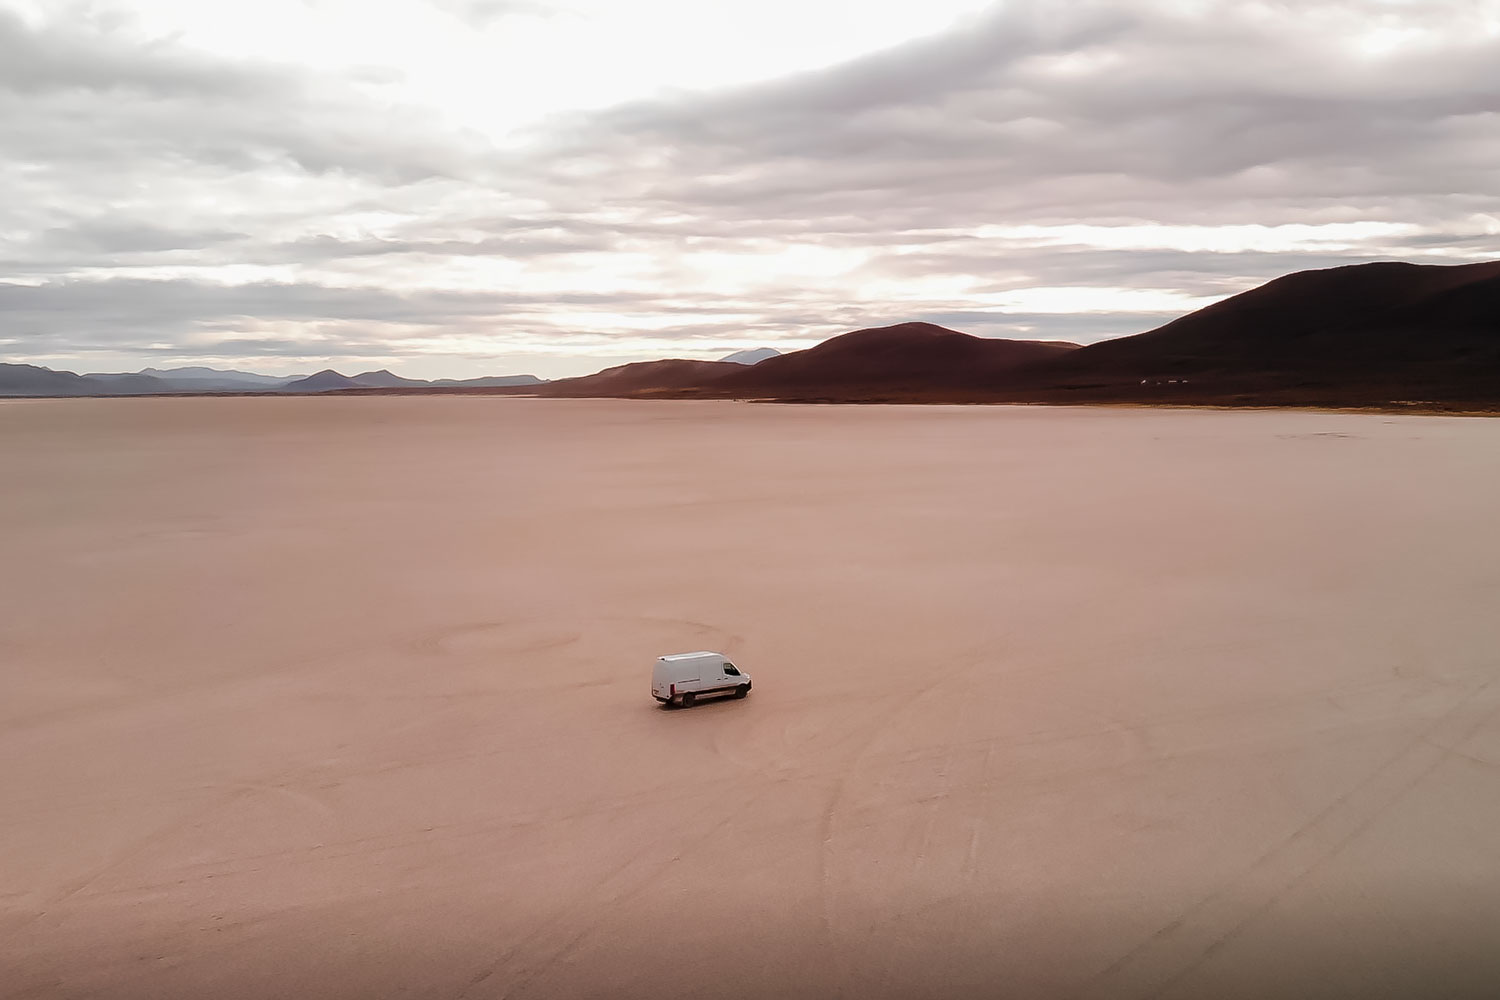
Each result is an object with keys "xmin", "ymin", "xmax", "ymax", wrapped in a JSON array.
[
  {"xmin": 456, "ymin": 785, "xmax": 777, "ymax": 999},
  {"xmin": 815, "ymin": 646, "xmax": 991, "ymax": 995},
  {"xmin": 1069, "ymin": 670, "xmax": 1500, "ymax": 1000}
]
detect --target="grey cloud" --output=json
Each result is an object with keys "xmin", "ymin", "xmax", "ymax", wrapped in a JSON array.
[
  {"xmin": 0, "ymin": 276, "xmax": 835, "ymax": 358},
  {"xmin": 0, "ymin": 10, "xmax": 494, "ymax": 185},
  {"xmin": 583, "ymin": 3, "xmax": 1137, "ymax": 142},
  {"xmin": 0, "ymin": 219, "xmax": 252, "ymax": 277},
  {"xmin": 1402, "ymin": 232, "xmax": 1500, "ymax": 251},
  {"xmin": 0, "ymin": 277, "xmax": 657, "ymax": 332},
  {"xmin": 282, "ymin": 232, "xmax": 612, "ymax": 260},
  {"xmin": 393, "ymin": 211, "xmax": 972, "ymax": 247},
  {"xmin": 1, "ymin": 272, "xmax": 1066, "ymax": 364},
  {"xmin": 0, "ymin": 90, "xmax": 489, "ymax": 185},
  {"xmin": 34, "ymin": 221, "xmax": 248, "ymax": 254},
  {"xmin": 0, "ymin": 7, "xmax": 279, "ymax": 98},
  {"xmin": 535, "ymin": 0, "xmax": 1500, "ymax": 231},
  {"xmin": 150, "ymin": 336, "xmax": 430, "ymax": 359},
  {"xmin": 862, "ymin": 246, "xmax": 1417, "ymax": 296}
]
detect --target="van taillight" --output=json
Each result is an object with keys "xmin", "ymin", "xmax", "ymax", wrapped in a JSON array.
[{"xmin": 670, "ymin": 684, "xmax": 675, "ymax": 697}]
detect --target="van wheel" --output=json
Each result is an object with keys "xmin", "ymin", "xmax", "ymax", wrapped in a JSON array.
[
  {"xmin": 680, "ymin": 692, "xmax": 696, "ymax": 708},
  {"xmin": 734, "ymin": 685, "xmax": 748, "ymax": 699}
]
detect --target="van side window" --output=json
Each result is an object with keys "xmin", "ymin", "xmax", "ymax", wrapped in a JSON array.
[{"xmin": 723, "ymin": 663, "xmax": 740, "ymax": 675}]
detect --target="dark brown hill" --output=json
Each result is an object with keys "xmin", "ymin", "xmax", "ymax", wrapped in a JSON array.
[
  {"xmin": 540, "ymin": 359, "xmax": 744, "ymax": 397},
  {"xmin": 1014, "ymin": 260, "xmax": 1500, "ymax": 405},
  {"xmin": 708, "ymin": 322, "xmax": 1080, "ymax": 397}
]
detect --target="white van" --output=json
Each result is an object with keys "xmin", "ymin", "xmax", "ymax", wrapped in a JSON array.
[{"xmin": 652, "ymin": 651, "xmax": 751, "ymax": 707}]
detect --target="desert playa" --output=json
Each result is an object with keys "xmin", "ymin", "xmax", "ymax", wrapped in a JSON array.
[{"xmin": 4, "ymin": 396, "xmax": 1500, "ymax": 1000}]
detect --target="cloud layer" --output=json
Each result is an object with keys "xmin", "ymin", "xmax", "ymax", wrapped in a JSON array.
[{"xmin": 1, "ymin": 0, "xmax": 1496, "ymax": 377}]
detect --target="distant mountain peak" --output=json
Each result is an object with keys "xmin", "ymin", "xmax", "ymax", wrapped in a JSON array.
[
  {"xmin": 282, "ymin": 369, "xmax": 359, "ymax": 392},
  {"xmin": 719, "ymin": 347, "xmax": 781, "ymax": 365},
  {"xmin": 710, "ymin": 322, "xmax": 1079, "ymax": 395}
]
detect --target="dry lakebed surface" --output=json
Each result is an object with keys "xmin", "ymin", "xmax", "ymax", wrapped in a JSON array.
[{"xmin": 3, "ymin": 396, "xmax": 1499, "ymax": 999}]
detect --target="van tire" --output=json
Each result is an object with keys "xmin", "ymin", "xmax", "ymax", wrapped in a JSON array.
[
  {"xmin": 734, "ymin": 685, "xmax": 749, "ymax": 699},
  {"xmin": 680, "ymin": 692, "xmax": 696, "ymax": 708}
]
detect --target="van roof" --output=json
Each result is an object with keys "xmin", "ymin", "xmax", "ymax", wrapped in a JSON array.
[{"xmin": 658, "ymin": 650, "xmax": 724, "ymax": 662}]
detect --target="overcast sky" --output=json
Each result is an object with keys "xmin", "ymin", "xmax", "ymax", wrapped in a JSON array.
[{"xmin": 2, "ymin": 0, "xmax": 1497, "ymax": 378}]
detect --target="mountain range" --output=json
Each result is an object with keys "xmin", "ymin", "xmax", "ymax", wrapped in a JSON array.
[
  {"xmin": 4, "ymin": 261, "xmax": 1497, "ymax": 408},
  {"xmin": 281, "ymin": 370, "xmax": 546, "ymax": 392},
  {"xmin": 541, "ymin": 260, "xmax": 1500, "ymax": 409},
  {"xmin": 0, "ymin": 364, "xmax": 547, "ymax": 397},
  {"xmin": 0, "ymin": 347, "xmax": 784, "ymax": 398}
]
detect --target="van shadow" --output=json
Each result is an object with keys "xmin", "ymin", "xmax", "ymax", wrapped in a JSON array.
[{"xmin": 652, "ymin": 693, "xmax": 750, "ymax": 714}]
